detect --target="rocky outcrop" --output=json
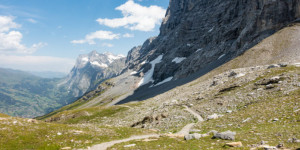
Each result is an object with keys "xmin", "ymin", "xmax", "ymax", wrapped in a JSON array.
[
  {"xmin": 60, "ymin": 51, "xmax": 125, "ymax": 97},
  {"xmin": 125, "ymin": 0, "xmax": 300, "ymax": 86}
]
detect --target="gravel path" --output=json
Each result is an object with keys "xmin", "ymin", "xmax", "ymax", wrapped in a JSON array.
[
  {"xmin": 87, "ymin": 134, "xmax": 159, "ymax": 150},
  {"xmin": 86, "ymin": 105, "xmax": 203, "ymax": 150},
  {"xmin": 175, "ymin": 105, "xmax": 204, "ymax": 135}
]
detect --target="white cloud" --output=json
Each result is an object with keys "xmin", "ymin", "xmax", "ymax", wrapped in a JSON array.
[
  {"xmin": 27, "ymin": 18, "xmax": 37, "ymax": 24},
  {"xmin": 71, "ymin": 30, "xmax": 120, "ymax": 45},
  {"xmin": 0, "ymin": 54, "xmax": 75, "ymax": 73},
  {"xmin": 0, "ymin": 16, "xmax": 20, "ymax": 32},
  {"xmin": 101, "ymin": 43, "xmax": 114, "ymax": 47},
  {"xmin": 123, "ymin": 33, "xmax": 134, "ymax": 38},
  {"xmin": 0, "ymin": 16, "xmax": 45, "ymax": 54},
  {"xmin": 96, "ymin": 0, "xmax": 166, "ymax": 32}
]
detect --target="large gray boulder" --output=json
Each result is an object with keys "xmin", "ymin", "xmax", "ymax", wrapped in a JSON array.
[{"xmin": 213, "ymin": 131, "xmax": 236, "ymax": 140}]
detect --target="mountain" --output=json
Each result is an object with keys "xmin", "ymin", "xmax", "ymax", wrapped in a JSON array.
[
  {"xmin": 69, "ymin": 0, "xmax": 300, "ymax": 106},
  {"xmin": 124, "ymin": 0, "xmax": 300, "ymax": 85},
  {"xmin": 2, "ymin": 0, "xmax": 300, "ymax": 149},
  {"xmin": 0, "ymin": 68, "xmax": 72, "ymax": 118},
  {"xmin": 59, "ymin": 50, "xmax": 126, "ymax": 97},
  {"xmin": 0, "ymin": 51, "xmax": 125, "ymax": 118}
]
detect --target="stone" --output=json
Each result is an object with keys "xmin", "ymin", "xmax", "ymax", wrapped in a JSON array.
[
  {"xmin": 27, "ymin": 119, "xmax": 38, "ymax": 124},
  {"xmin": 184, "ymin": 134, "xmax": 194, "ymax": 140},
  {"xmin": 288, "ymin": 138, "xmax": 300, "ymax": 143},
  {"xmin": 258, "ymin": 145, "xmax": 277, "ymax": 150},
  {"xmin": 61, "ymin": 147, "xmax": 71, "ymax": 150},
  {"xmin": 268, "ymin": 64, "xmax": 280, "ymax": 69},
  {"xmin": 276, "ymin": 143, "xmax": 284, "ymax": 148},
  {"xmin": 226, "ymin": 110, "xmax": 232, "ymax": 113},
  {"xmin": 184, "ymin": 133, "xmax": 202, "ymax": 140},
  {"xmin": 124, "ymin": 144, "xmax": 136, "ymax": 148},
  {"xmin": 207, "ymin": 114, "xmax": 219, "ymax": 120},
  {"xmin": 225, "ymin": 142, "xmax": 243, "ymax": 147},
  {"xmin": 228, "ymin": 71, "xmax": 237, "ymax": 77},
  {"xmin": 279, "ymin": 63, "xmax": 288, "ymax": 67},
  {"xmin": 213, "ymin": 131, "xmax": 236, "ymax": 140}
]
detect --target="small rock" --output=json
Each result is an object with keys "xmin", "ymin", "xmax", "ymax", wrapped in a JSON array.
[
  {"xmin": 268, "ymin": 64, "xmax": 280, "ymax": 69},
  {"xmin": 276, "ymin": 143, "xmax": 284, "ymax": 148},
  {"xmin": 278, "ymin": 63, "xmax": 288, "ymax": 67},
  {"xmin": 288, "ymin": 138, "xmax": 300, "ymax": 143},
  {"xmin": 27, "ymin": 119, "xmax": 38, "ymax": 123},
  {"xmin": 266, "ymin": 84, "xmax": 275, "ymax": 89},
  {"xmin": 211, "ymin": 80, "xmax": 218, "ymax": 86},
  {"xmin": 61, "ymin": 147, "xmax": 71, "ymax": 150},
  {"xmin": 209, "ymin": 130, "xmax": 218, "ymax": 135},
  {"xmin": 207, "ymin": 114, "xmax": 219, "ymax": 120},
  {"xmin": 124, "ymin": 144, "xmax": 136, "ymax": 148},
  {"xmin": 184, "ymin": 133, "xmax": 202, "ymax": 140},
  {"xmin": 228, "ymin": 71, "xmax": 237, "ymax": 77},
  {"xmin": 213, "ymin": 131, "xmax": 236, "ymax": 140},
  {"xmin": 273, "ymin": 118, "xmax": 279, "ymax": 122},
  {"xmin": 225, "ymin": 141, "xmax": 243, "ymax": 147},
  {"xmin": 258, "ymin": 145, "xmax": 277, "ymax": 150},
  {"xmin": 226, "ymin": 110, "xmax": 232, "ymax": 113},
  {"xmin": 242, "ymin": 118, "xmax": 251, "ymax": 123}
]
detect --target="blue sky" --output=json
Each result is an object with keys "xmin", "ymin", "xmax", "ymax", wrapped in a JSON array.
[{"xmin": 0, "ymin": 0, "xmax": 169, "ymax": 73}]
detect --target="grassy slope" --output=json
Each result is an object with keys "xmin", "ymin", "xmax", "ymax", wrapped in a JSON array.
[
  {"xmin": 0, "ymin": 68, "xmax": 71, "ymax": 118},
  {"xmin": 109, "ymin": 66, "xmax": 300, "ymax": 150},
  {"xmin": 0, "ymin": 106, "xmax": 154, "ymax": 149}
]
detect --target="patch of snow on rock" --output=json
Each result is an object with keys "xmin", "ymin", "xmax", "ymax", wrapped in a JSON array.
[
  {"xmin": 138, "ymin": 55, "xmax": 163, "ymax": 87},
  {"xmin": 130, "ymin": 71, "xmax": 138, "ymax": 75},
  {"xmin": 208, "ymin": 27, "xmax": 214, "ymax": 32},
  {"xmin": 81, "ymin": 57, "xmax": 89, "ymax": 63},
  {"xmin": 90, "ymin": 61, "xmax": 108, "ymax": 68},
  {"xmin": 152, "ymin": 77, "xmax": 173, "ymax": 87},
  {"xmin": 106, "ymin": 53, "xmax": 125, "ymax": 63},
  {"xmin": 218, "ymin": 54, "xmax": 225, "ymax": 60},
  {"xmin": 196, "ymin": 48, "xmax": 203, "ymax": 53},
  {"xmin": 172, "ymin": 57, "xmax": 186, "ymax": 64},
  {"xmin": 235, "ymin": 73, "xmax": 245, "ymax": 78}
]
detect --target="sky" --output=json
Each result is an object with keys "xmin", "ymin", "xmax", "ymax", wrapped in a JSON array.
[{"xmin": 0, "ymin": 0, "xmax": 169, "ymax": 73}]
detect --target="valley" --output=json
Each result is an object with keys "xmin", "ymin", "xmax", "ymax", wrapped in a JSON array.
[{"xmin": 0, "ymin": 0, "xmax": 299, "ymax": 149}]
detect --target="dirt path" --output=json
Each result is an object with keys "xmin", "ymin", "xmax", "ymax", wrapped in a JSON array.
[
  {"xmin": 86, "ymin": 105, "xmax": 203, "ymax": 150},
  {"xmin": 175, "ymin": 105, "xmax": 204, "ymax": 135},
  {"xmin": 87, "ymin": 134, "xmax": 159, "ymax": 150}
]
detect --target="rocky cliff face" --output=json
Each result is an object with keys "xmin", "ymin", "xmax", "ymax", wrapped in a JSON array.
[
  {"xmin": 125, "ymin": 0, "xmax": 300, "ymax": 86},
  {"xmin": 60, "ymin": 51, "xmax": 125, "ymax": 97}
]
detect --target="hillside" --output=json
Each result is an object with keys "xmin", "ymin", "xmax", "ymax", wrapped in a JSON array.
[
  {"xmin": 30, "ymin": 24, "xmax": 300, "ymax": 150},
  {"xmin": 0, "ymin": 68, "xmax": 72, "ymax": 118},
  {"xmin": 2, "ymin": 0, "xmax": 300, "ymax": 149}
]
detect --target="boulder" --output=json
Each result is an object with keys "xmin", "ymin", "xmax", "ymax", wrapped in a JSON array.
[
  {"xmin": 225, "ymin": 142, "xmax": 243, "ymax": 147},
  {"xmin": 213, "ymin": 131, "xmax": 236, "ymax": 140}
]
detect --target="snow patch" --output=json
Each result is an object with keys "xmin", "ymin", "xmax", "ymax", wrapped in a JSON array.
[
  {"xmin": 208, "ymin": 27, "xmax": 214, "ymax": 32},
  {"xmin": 81, "ymin": 57, "xmax": 89, "ymax": 62},
  {"xmin": 141, "ymin": 60, "xmax": 147, "ymax": 65},
  {"xmin": 151, "ymin": 77, "xmax": 173, "ymax": 87},
  {"xmin": 138, "ymin": 55, "xmax": 163, "ymax": 87},
  {"xmin": 90, "ymin": 61, "xmax": 108, "ymax": 68},
  {"xmin": 172, "ymin": 57, "xmax": 186, "ymax": 64},
  {"xmin": 130, "ymin": 71, "xmax": 138, "ymax": 75},
  {"xmin": 187, "ymin": 43, "xmax": 192, "ymax": 47},
  {"xmin": 218, "ymin": 54, "xmax": 225, "ymax": 60},
  {"xmin": 107, "ymin": 54, "xmax": 125, "ymax": 63},
  {"xmin": 196, "ymin": 48, "xmax": 203, "ymax": 53},
  {"xmin": 235, "ymin": 73, "xmax": 245, "ymax": 78}
]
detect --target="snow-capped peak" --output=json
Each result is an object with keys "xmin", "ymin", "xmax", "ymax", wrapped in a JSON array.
[{"xmin": 75, "ymin": 51, "xmax": 125, "ymax": 69}]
